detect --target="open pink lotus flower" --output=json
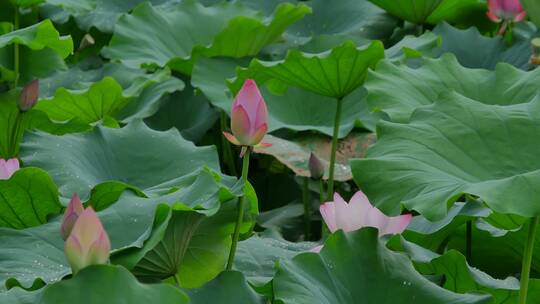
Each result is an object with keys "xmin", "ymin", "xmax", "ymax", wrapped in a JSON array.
[
  {"xmin": 486, "ymin": 0, "xmax": 526, "ymax": 35},
  {"xmin": 60, "ymin": 193, "xmax": 84, "ymax": 240},
  {"xmin": 312, "ymin": 191, "xmax": 412, "ymax": 252},
  {"xmin": 223, "ymin": 79, "xmax": 269, "ymax": 149},
  {"xmin": 0, "ymin": 158, "xmax": 20, "ymax": 180},
  {"xmin": 64, "ymin": 207, "xmax": 111, "ymax": 274}
]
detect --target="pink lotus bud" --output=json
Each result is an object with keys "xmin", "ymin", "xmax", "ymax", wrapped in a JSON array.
[
  {"xmin": 18, "ymin": 79, "xmax": 39, "ymax": 111},
  {"xmin": 64, "ymin": 207, "xmax": 111, "ymax": 274},
  {"xmin": 308, "ymin": 152, "xmax": 325, "ymax": 180},
  {"xmin": 223, "ymin": 79, "xmax": 268, "ymax": 147},
  {"xmin": 0, "ymin": 158, "xmax": 19, "ymax": 180},
  {"xmin": 486, "ymin": 0, "xmax": 526, "ymax": 35},
  {"xmin": 320, "ymin": 191, "xmax": 411, "ymax": 236},
  {"xmin": 60, "ymin": 193, "xmax": 84, "ymax": 240}
]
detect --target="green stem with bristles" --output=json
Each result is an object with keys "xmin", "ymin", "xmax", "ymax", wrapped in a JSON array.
[
  {"xmin": 326, "ymin": 97, "xmax": 343, "ymax": 200},
  {"xmin": 519, "ymin": 216, "xmax": 539, "ymax": 304},
  {"xmin": 226, "ymin": 148, "xmax": 251, "ymax": 270},
  {"xmin": 302, "ymin": 177, "xmax": 311, "ymax": 240}
]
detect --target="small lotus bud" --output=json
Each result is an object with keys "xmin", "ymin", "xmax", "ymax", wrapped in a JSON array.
[
  {"xmin": 18, "ymin": 79, "xmax": 39, "ymax": 111},
  {"xmin": 79, "ymin": 34, "xmax": 95, "ymax": 51},
  {"xmin": 60, "ymin": 194, "xmax": 84, "ymax": 240},
  {"xmin": 64, "ymin": 207, "xmax": 111, "ymax": 274},
  {"xmin": 308, "ymin": 152, "xmax": 324, "ymax": 180},
  {"xmin": 223, "ymin": 79, "xmax": 268, "ymax": 147}
]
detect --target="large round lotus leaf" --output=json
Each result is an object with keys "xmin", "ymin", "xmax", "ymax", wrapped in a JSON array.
[
  {"xmin": 0, "ymin": 20, "xmax": 73, "ymax": 85},
  {"xmin": 0, "ymin": 20, "xmax": 72, "ymax": 58},
  {"xmin": 366, "ymin": 54, "xmax": 540, "ymax": 122},
  {"xmin": 273, "ymin": 228, "xmax": 492, "ymax": 304},
  {"xmin": 0, "ymin": 167, "xmax": 62, "ymax": 229},
  {"xmin": 432, "ymin": 22, "xmax": 535, "ymax": 70},
  {"xmin": 102, "ymin": 1, "xmax": 310, "ymax": 73},
  {"xmin": 230, "ymin": 41, "xmax": 384, "ymax": 99},
  {"xmin": 41, "ymin": 265, "xmax": 189, "ymax": 304},
  {"xmin": 234, "ymin": 234, "xmax": 315, "ymax": 287},
  {"xmin": 40, "ymin": 0, "xmax": 176, "ymax": 33},
  {"xmin": 20, "ymin": 120, "xmax": 219, "ymax": 199},
  {"xmin": 186, "ymin": 271, "xmax": 263, "ymax": 304},
  {"xmin": 399, "ymin": 241, "xmax": 520, "ymax": 303},
  {"xmin": 368, "ymin": 0, "xmax": 485, "ymax": 25},
  {"xmin": 352, "ymin": 93, "xmax": 540, "ymax": 220}
]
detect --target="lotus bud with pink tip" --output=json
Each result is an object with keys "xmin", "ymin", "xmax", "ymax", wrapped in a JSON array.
[
  {"xmin": 486, "ymin": 0, "xmax": 526, "ymax": 35},
  {"xmin": 223, "ymin": 79, "xmax": 269, "ymax": 148},
  {"xmin": 60, "ymin": 193, "xmax": 84, "ymax": 240},
  {"xmin": 0, "ymin": 158, "xmax": 19, "ymax": 180},
  {"xmin": 308, "ymin": 152, "xmax": 324, "ymax": 180},
  {"xmin": 313, "ymin": 191, "xmax": 411, "ymax": 252},
  {"xmin": 64, "ymin": 207, "xmax": 111, "ymax": 274},
  {"xmin": 18, "ymin": 79, "xmax": 39, "ymax": 112}
]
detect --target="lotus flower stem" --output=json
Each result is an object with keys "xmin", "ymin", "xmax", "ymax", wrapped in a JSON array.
[
  {"xmin": 319, "ymin": 179, "xmax": 327, "ymax": 237},
  {"xmin": 173, "ymin": 273, "xmax": 181, "ymax": 287},
  {"xmin": 9, "ymin": 113, "xmax": 23, "ymax": 157},
  {"xmin": 327, "ymin": 97, "xmax": 343, "ymax": 200},
  {"xmin": 519, "ymin": 216, "xmax": 539, "ymax": 304},
  {"xmin": 13, "ymin": 5, "xmax": 19, "ymax": 88},
  {"xmin": 226, "ymin": 148, "xmax": 251, "ymax": 270},
  {"xmin": 302, "ymin": 177, "xmax": 311, "ymax": 240},
  {"xmin": 220, "ymin": 111, "xmax": 238, "ymax": 176},
  {"xmin": 466, "ymin": 220, "xmax": 472, "ymax": 261}
]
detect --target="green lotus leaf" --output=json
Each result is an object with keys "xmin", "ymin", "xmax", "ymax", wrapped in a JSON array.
[
  {"xmin": 254, "ymin": 132, "xmax": 375, "ymax": 181},
  {"xmin": 254, "ymin": 0, "xmax": 397, "ymax": 53},
  {"xmin": 273, "ymin": 228, "xmax": 492, "ymax": 304},
  {"xmin": 366, "ymin": 54, "xmax": 540, "ymax": 122},
  {"xmin": 0, "ymin": 287, "xmax": 40, "ymax": 304},
  {"xmin": 102, "ymin": 1, "xmax": 310, "ymax": 74},
  {"xmin": 0, "ymin": 20, "xmax": 73, "ymax": 85},
  {"xmin": 432, "ymin": 22, "xmax": 536, "ymax": 70},
  {"xmin": 446, "ymin": 219, "xmax": 540, "ymax": 278},
  {"xmin": 0, "ymin": 20, "xmax": 72, "ymax": 58},
  {"xmin": 144, "ymin": 83, "xmax": 219, "ymax": 142},
  {"xmin": 20, "ymin": 120, "xmax": 220, "ymax": 199},
  {"xmin": 0, "ymin": 167, "xmax": 62, "ymax": 229},
  {"xmin": 234, "ymin": 234, "xmax": 314, "ymax": 288},
  {"xmin": 110, "ymin": 170, "xmax": 258, "ymax": 288},
  {"xmin": 368, "ymin": 0, "xmax": 485, "ymax": 24},
  {"xmin": 522, "ymin": 0, "xmax": 540, "ymax": 28},
  {"xmin": 229, "ymin": 40, "xmax": 384, "ymax": 99},
  {"xmin": 40, "ymin": 0, "xmax": 176, "ymax": 33},
  {"xmin": 351, "ymin": 93, "xmax": 540, "ymax": 220},
  {"xmin": 186, "ymin": 271, "xmax": 264, "ymax": 304},
  {"xmin": 41, "ymin": 265, "xmax": 189, "ymax": 304},
  {"xmin": 400, "ymin": 241, "xmax": 520, "ymax": 303},
  {"xmin": 35, "ymin": 73, "xmax": 183, "ymax": 125}
]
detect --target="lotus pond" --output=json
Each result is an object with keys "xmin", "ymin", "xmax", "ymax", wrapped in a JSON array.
[{"xmin": 1, "ymin": 0, "xmax": 540, "ymax": 303}]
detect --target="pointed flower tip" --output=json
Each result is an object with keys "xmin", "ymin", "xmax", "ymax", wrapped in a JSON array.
[
  {"xmin": 308, "ymin": 152, "xmax": 324, "ymax": 180},
  {"xmin": 64, "ymin": 207, "xmax": 111, "ymax": 274},
  {"xmin": 18, "ymin": 79, "xmax": 39, "ymax": 111},
  {"xmin": 0, "ymin": 158, "xmax": 20, "ymax": 180},
  {"xmin": 61, "ymin": 193, "xmax": 85, "ymax": 240}
]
